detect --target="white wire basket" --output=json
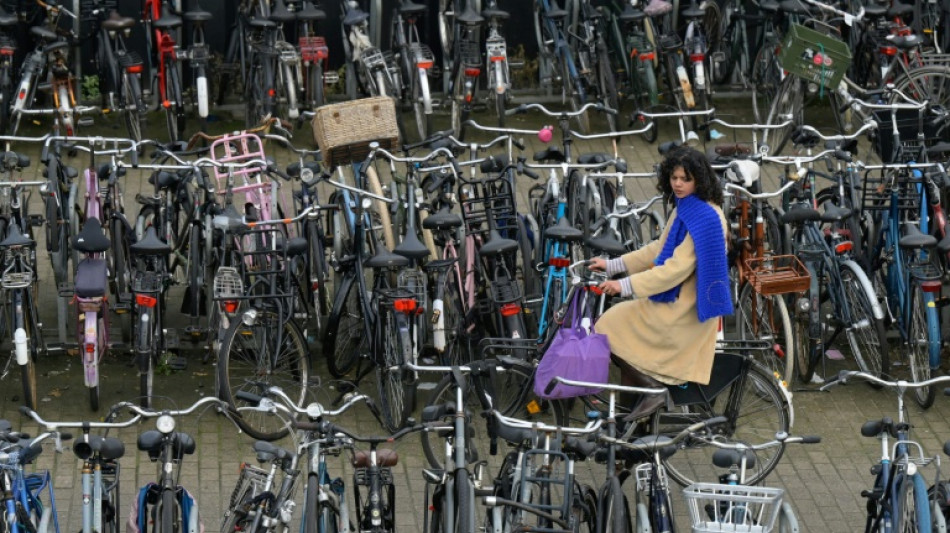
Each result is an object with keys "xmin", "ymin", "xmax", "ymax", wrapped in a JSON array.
[{"xmin": 683, "ymin": 483, "xmax": 784, "ymax": 533}]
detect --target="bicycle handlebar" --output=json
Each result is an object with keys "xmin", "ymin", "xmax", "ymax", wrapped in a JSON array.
[
  {"xmin": 605, "ymin": 194, "xmax": 665, "ymax": 220},
  {"xmin": 19, "ymin": 406, "xmax": 142, "ymax": 430},
  {"xmin": 707, "ymin": 118, "xmax": 793, "ymax": 131},
  {"xmin": 794, "ymin": 123, "xmax": 877, "ymax": 142},
  {"xmin": 544, "ymin": 376, "xmax": 669, "ymax": 399},
  {"xmin": 820, "ymin": 370, "xmax": 950, "ymax": 391},
  {"xmin": 463, "ymin": 119, "xmax": 541, "ymax": 136},
  {"xmin": 491, "ymin": 410, "xmax": 603, "ymax": 436},
  {"xmin": 113, "ymin": 396, "xmax": 233, "ymax": 418},
  {"xmin": 724, "ymin": 180, "xmax": 796, "ymax": 200},
  {"xmin": 236, "ymin": 387, "xmax": 372, "ymax": 422},
  {"xmin": 569, "ymin": 122, "xmax": 654, "ymax": 140},
  {"xmin": 506, "ymin": 102, "xmax": 616, "ymax": 118},
  {"xmin": 638, "ymin": 108, "xmax": 716, "ymax": 119},
  {"xmin": 599, "ymin": 416, "xmax": 728, "ymax": 450}
]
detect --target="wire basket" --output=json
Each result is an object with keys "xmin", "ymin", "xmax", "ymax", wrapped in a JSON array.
[
  {"xmin": 131, "ymin": 270, "xmax": 163, "ymax": 294},
  {"xmin": 683, "ymin": 483, "xmax": 784, "ymax": 533},
  {"xmin": 745, "ymin": 255, "xmax": 810, "ymax": 295},
  {"xmin": 299, "ymin": 36, "xmax": 329, "ymax": 63},
  {"xmin": 1, "ymin": 272, "xmax": 31, "ymax": 290},
  {"xmin": 311, "ymin": 97, "xmax": 400, "ymax": 168},
  {"xmin": 213, "ymin": 267, "xmax": 245, "ymax": 300}
]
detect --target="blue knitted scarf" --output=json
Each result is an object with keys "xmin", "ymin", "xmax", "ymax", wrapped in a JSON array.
[{"xmin": 649, "ymin": 194, "xmax": 734, "ymax": 322}]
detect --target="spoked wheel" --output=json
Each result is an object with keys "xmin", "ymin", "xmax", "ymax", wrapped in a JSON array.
[
  {"xmin": 122, "ymin": 74, "xmax": 143, "ymax": 142},
  {"xmin": 907, "ymin": 284, "xmax": 937, "ymax": 409},
  {"xmin": 839, "ymin": 265, "xmax": 889, "ymax": 381},
  {"xmin": 218, "ymin": 314, "xmax": 310, "ymax": 440},
  {"xmin": 654, "ymin": 356, "xmax": 790, "ymax": 487},
  {"xmin": 411, "ymin": 71, "xmax": 432, "ymax": 142},
  {"xmin": 735, "ymin": 282, "xmax": 794, "ymax": 385},
  {"xmin": 762, "ymin": 76, "xmax": 803, "ymax": 154},
  {"xmin": 164, "ymin": 65, "xmax": 185, "ymax": 142},
  {"xmin": 375, "ymin": 307, "xmax": 415, "ymax": 432},
  {"xmin": 323, "ymin": 276, "xmax": 364, "ymax": 378}
]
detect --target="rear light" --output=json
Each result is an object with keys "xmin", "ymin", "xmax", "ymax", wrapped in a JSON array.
[
  {"xmin": 880, "ymin": 46, "xmax": 897, "ymax": 56},
  {"xmin": 0, "ymin": 48, "xmax": 13, "ymax": 56},
  {"xmin": 490, "ymin": 56, "xmax": 505, "ymax": 62},
  {"xmin": 689, "ymin": 53, "xmax": 705, "ymax": 62},
  {"xmin": 417, "ymin": 60, "xmax": 433, "ymax": 69},
  {"xmin": 772, "ymin": 344, "xmax": 786, "ymax": 359},
  {"xmin": 222, "ymin": 300, "xmax": 239, "ymax": 314},
  {"xmin": 548, "ymin": 257, "xmax": 570, "ymax": 268},
  {"xmin": 393, "ymin": 298, "xmax": 417, "ymax": 314},
  {"xmin": 162, "ymin": 100, "xmax": 171, "ymax": 109},
  {"xmin": 85, "ymin": 343, "xmax": 95, "ymax": 353},
  {"xmin": 464, "ymin": 67, "xmax": 481, "ymax": 77},
  {"xmin": 499, "ymin": 303, "xmax": 521, "ymax": 317},
  {"xmin": 18, "ymin": 89, "xmax": 25, "ymax": 100},
  {"xmin": 126, "ymin": 64, "xmax": 144, "ymax": 74},
  {"xmin": 590, "ymin": 286, "xmax": 603, "ymax": 296},
  {"xmin": 922, "ymin": 281, "xmax": 942, "ymax": 293},
  {"xmin": 834, "ymin": 241, "xmax": 853, "ymax": 254},
  {"xmin": 135, "ymin": 294, "xmax": 157, "ymax": 308},
  {"xmin": 268, "ymin": 88, "xmax": 276, "ymax": 97},
  {"xmin": 639, "ymin": 52, "xmax": 655, "ymax": 61},
  {"xmin": 311, "ymin": 282, "xmax": 320, "ymax": 291}
]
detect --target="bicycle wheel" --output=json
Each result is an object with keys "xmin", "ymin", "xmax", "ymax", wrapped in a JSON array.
[
  {"xmin": 570, "ymin": 483, "xmax": 596, "ymax": 532},
  {"xmin": 412, "ymin": 70, "xmax": 432, "ymax": 141},
  {"xmin": 840, "ymin": 264, "xmax": 890, "ymax": 380},
  {"xmin": 364, "ymin": 165, "xmax": 395, "ymax": 252},
  {"xmin": 601, "ymin": 477, "xmax": 632, "ymax": 533},
  {"xmin": 449, "ymin": 69, "xmax": 470, "ymax": 139},
  {"xmin": 17, "ymin": 290, "xmax": 39, "ymax": 410},
  {"xmin": 164, "ymin": 63, "xmax": 185, "ymax": 142},
  {"xmin": 763, "ymin": 76, "xmax": 803, "ymax": 154},
  {"xmin": 736, "ymin": 282, "xmax": 794, "ymax": 385},
  {"xmin": 433, "ymin": 264, "xmax": 467, "ymax": 365},
  {"xmin": 566, "ymin": 60, "xmax": 591, "ymax": 134},
  {"xmin": 907, "ymin": 283, "xmax": 936, "ymax": 408},
  {"xmin": 323, "ymin": 274, "xmax": 364, "ymax": 379},
  {"xmin": 308, "ymin": 61, "xmax": 325, "ymax": 110},
  {"xmin": 892, "ymin": 66, "xmax": 950, "ymax": 111},
  {"xmin": 122, "ymin": 73, "xmax": 143, "ymax": 141},
  {"xmin": 596, "ymin": 43, "xmax": 620, "ymax": 132},
  {"xmin": 792, "ymin": 306, "xmax": 819, "ymax": 385},
  {"xmin": 158, "ymin": 487, "xmax": 177, "ymax": 533},
  {"xmin": 303, "ymin": 474, "xmax": 342, "ymax": 533},
  {"xmin": 135, "ymin": 305, "xmax": 158, "ymax": 409},
  {"xmin": 375, "ymin": 306, "xmax": 415, "ymax": 431},
  {"xmin": 218, "ymin": 315, "xmax": 310, "ymax": 440},
  {"xmin": 0, "ymin": 72, "xmax": 10, "ymax": 136},
  {"xmin": 777, "ymin": 502, "xmax": 799, "ymax": 533},
  {"xmin": 110, "ymin": 217, "xmax": 133, "ymax": 343},
  {"xmin": 709, "ymin": 2, "xmax": 736, "ymax": 85},
  {"xmin": 895, "ymin": 473, "xmax": 932, "ymax": 533},
  {"xmin": 750, "ymin": 39, "xmax": 782, "ymax": 126},
  {"xmin": 420, "ymin": 363, "xmax": 566, "ymax": 470},
  {"xmin": 654, "ymin": 357, "xmax": 790, "ymax": 486}
]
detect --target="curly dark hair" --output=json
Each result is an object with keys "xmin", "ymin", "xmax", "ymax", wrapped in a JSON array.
[{"xmin": 656, "ymin": 146, "xmax": 723, "ymax": 206}]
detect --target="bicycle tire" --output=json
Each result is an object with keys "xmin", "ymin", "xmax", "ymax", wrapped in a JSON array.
[
  {"xmin": 134, "ymin": 304, "xmax": 157, "ymax": 409},
  {"xmin": 364, "ymin": 165, "xmax": 395, "ymax": 252},
  {"xmin": 597, "ymin": 43, "xmax": 620, "ymax": 132},
  {"xmin": 420, "ymin": 362, "xmax": 566, "ymax": 470},
  {"xmin": 110, "ymin": 217, "xmax": 133, "ymax": 343},
  {"xmin": 567, "ymin": 60, "xmax": 591, "ymax": 134},
  {"xmin": 245, "ymin": 57, "xmax": 266, "ymax": 129},
  {"xmin": 0, "ymin": 71, "xmax": 10, "ymax": 136},
  {"xmin": 450, "ymin": 69, "xmax": 471, "ymax": 140},
  {"xmin": 601, "ymin": 476, "xmax": 632, "ymax": 533},
  {"xmin": 892, "ymin": 65, "xmax": 950, "ymax": 111},
  {"xmin": 570, "ymin": 483, "xmax": 596, "ymax": 532},
  {"xmin": 308, "ymin": 61, "xmax": 325, "ymax": 110},
  {"xmin": 792, "ymin": 306, "xmax": 819, "ymax": 385},
  {"xmin": 164, "ymin": 64, "xmax": 185, "ymax": 142},
  {"xmin": 840, "ymin": 263, "xmax": 890, "ymax": 381},
  {"xmin": 908, "ymin": 283, "xmax": 937, "ymax": 409},
  {"xmin": 433, "ymin": 263, "xmax": 466, "ymax": 365},
  {"xmin": 89, "ymin": 313, "xmax": 106, "ymax": 411},
  {"xmin": 376, "ymin": 306, "xmax": 415, "ymax": 431},
  {"xmin": 122, "ymin": 72, "xmax": 143, "ymax": 142},
  {"xmin": 736, "ymin": 282, "xmax": 794, "ymax": 385},
  {"xmin": 17, "ymin": 289, "xmax": 38, "ymax": 410},
  {"xmin": 750, "ymin": 38, "xmax": 782, "ymax": 126},
  {"xmin": 778, "ymin": 501, "xmax": 800, "ymax": 533},
  {"xmin": 412, "ymin": 69, "xmax": 432, "ymax": 141},
  {"xmin": 303, "ymin": 474, "xmax": 341, "ymax": 533},
  {"xmin": 763, "ymin": 76, "xmax": 803, "ymax": 154},
  {"xmin": 895, "ymin": 473, "xmax": 932, "ymax": 533},
  {"xmin": 160, "ymin": 487, "xmax": 176, "ymax": 533},
  {"xmin": 218, "ymin": 315, "xmax": 310, "ymax": 440},
  {"xmin": 709, "ymin": 1, "xmax": 736, "ymax": 86},
  {"xmin": 493, "ymin": 60, "xmax": 507, "ymax": 126},
  {"xmin": 323, "ymin": 266, "xmax": 364, "ymax": 381},
  {"xmin": 654, "ymin": 357, "xmax": 790, "ymax": 486},
  {"xmin": 306, "ymin": 218, "xmax": 330, "ymax": 322},
  {"xmin": 635, "ymin": 502, "xmax": 650, "ymax": 533}
]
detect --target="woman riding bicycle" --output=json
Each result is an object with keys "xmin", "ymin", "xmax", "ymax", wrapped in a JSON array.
[{"xmin": 590, "ymin": 146, "xmax": 732, "ymax": 423}]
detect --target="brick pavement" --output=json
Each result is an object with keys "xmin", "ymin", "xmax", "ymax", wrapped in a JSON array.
[{"xmin": 0, "ymin": 98, "xmax": 946, "ymax": 532}]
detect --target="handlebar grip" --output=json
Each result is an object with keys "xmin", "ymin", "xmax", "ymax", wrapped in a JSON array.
[
  {"xmin": 235, "ymin": 391, "xmax": 263, "ymax": 405},
  {"xmin": 600, "ymin": 105, "xmax": 618, "ymax": 116},
  {"xmin": 505, "ymin": 104, "xmax": 527, "ymax": 117},
  {"xmin": 705, "ymin": 416, "xmax": 728, "ymax": 427},
  {"xmin": 512, "ymin": 138, "xmax": 525, "ymax": 151},
  {"xmin": 130, "ymin": 146, "xmax": 138, "ymax": 167},
  {"xmin": 60, "ymin": 432, "xmax": 73, "ymax": 441},
  {"xmin": 294, "ymin": 420, "xmax": 322, "ymax": 431},
  {"xmin": 802, "ymin": 436, "xmax": 821, "ymax": 444},
  {"xmin": 544, "ymin": 379, "xmax": 559, "ymax": 395},
  {"xmin": 18, "ymin": 406, "xmax": 33, "ymax": 417}
]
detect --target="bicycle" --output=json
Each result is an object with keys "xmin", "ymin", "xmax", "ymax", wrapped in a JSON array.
[
  {"xmin": 340, "ymin": 0, "xmax": 400, "ymax": 103},
  {"xmin": 19, "ymin": 405, "xmax": 144, "ymax": 533},
  {"xmin": 820, "ymin": 370, "xmax": 950, "ymax": 532},
  {"xmin": 532, "ymin": 0, "xmax": 592, "ymax": 133},
  {"xmin": 179, "ymin": 3, "xmax": 213, "ymax": 130},
  {"xmin": 440, "ymin": 0, "xmax": 484, "ymax": 138},
  {"xmin": 0, "ymin": 418, "xmax": 61, "ymax": 533},
  {"xmin": 141, "ymin": 0, "xmax": 186, "ymax": 141},
  {"xmin": 389, "ymin": 0, "xmax": 435, "ymax": 141}
]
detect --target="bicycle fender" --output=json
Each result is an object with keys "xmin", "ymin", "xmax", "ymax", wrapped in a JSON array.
[{"xmin": 840, "ymin": 259, "xmax": 886, "ymax": 320}]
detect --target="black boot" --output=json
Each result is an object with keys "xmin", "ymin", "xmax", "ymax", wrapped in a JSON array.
[{"xmin": 621, "ymin": 367, "xmax": 669, "ymax": 424}]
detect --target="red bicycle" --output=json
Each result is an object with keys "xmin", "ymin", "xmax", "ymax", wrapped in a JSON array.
[{"xmin": 142, "ymin": 0, "xmax": 186, "ymax": 142}]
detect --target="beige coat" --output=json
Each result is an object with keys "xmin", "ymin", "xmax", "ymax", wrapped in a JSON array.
[{"xmin": 594, "ymin": 204, "xmax": 728, "ymax": 385}]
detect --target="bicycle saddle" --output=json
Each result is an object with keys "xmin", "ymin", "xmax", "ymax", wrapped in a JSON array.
[
  {"xmin": 183, "ymin": 8, "xmax": 213, "ymax": 23},
  {"xmin": 0, "ymin": 223, "xmax": 33, "ymax": 249},
  {"xmin": 532, "ymin": 147, "xmax": 565, "ymax": 163},
  {"xmin": 398, "ymin": 0, "xmax": 427, "ymax": 16},
  {"xmin": 287, "ymin": 161, "xmax": 321, "ymax": 179},
  {"xmin": 73, "ymin": 435, "xmax": 125, "ymax": 461},
  {"xmin": 493, "ymin": 419, "xmax": 533, "ymax": 446},
  {"xmin": 618, "ymin": 4, "xmax": 644, "ymax": 22},
  {"xmin": 939, "ymin": 233, "xmax": 950, "ymax": 254},
  {"xmin": 102, "ymin": 10, "xmax": 136, "ymax": 31},
  {"xmin": 296, "ymin": 1, "xmax": 327, "ymax": 21},
  {"xmin": 130, "ymin": 226, "xmax": 172, "ymax": 256},
  {"xmin": 779, "ymin": 204, "xmax": 821, "ymax": 224},
  {"xmin": 478, "ymin": 229, "xmax": 518, "ymax": 257},
  {"xmin": 153, "ymin": 4, "xmax": 183, "ymax": 29},
  {"xmin": 269, "ymin": 0, "xmax": 297, "ymax": 24},
  {"xmin": 480, "ymin": 154, "xmax": 511, "ymax": 173},
  {"xmin": 249, "ymin": 17, "xmax": 279, "ymax": 29},
  {"xmin": 343, "ymin": 5, "xmax": 370, "ymax": 26},
  {"xmin": 352, "ymin": 448, "xmax": 398, "ymax": 467},
  {"xmin": 862, "ymin": 3, "xmax": 888, "ymax": 18},
  {"xmin": 97, "ymin": 162, "xmax": 125, "ymax": 181},
  {"xmin": 860, "ymin": 417, "xmax": 899, "ymax": 439},
  {"xmin": 11, "ymin": 442, "xmax": 44, "ymax": 465},
  {"xmin": 253, "ymin": 440, "xmax": 293, "ymax": 467},
  {"xmin": 0, "ymin": 7, "xmax": 16, "ymax": 27},
  {"xmin": 394, "ymin": 229, "xmax": 431, "ymax": 260},
  {"xmin": 887, "ymin": 1, "xmax": 913, "ymax": 17},
  {"xmin": 580, "ymin": 1, "xmax": 602, "ymax": 20},
  {"xmin": 281, "ymin": 236, "xmax": 308, "ymax": 257},
  {"xmin": 576, "ymin": 152, "xmax": 612, "ymax": 165},
  {"xmin": 887, "ymin": 33, "xmax": 923, "ymax": 51},
  {"xmin": 30, "ymin": 26, "xmax": 61, "ymax": 44},
  {"xmin": 0, "ymin": 151, "xmax": 29, "ymax": 170},
  {"xmin": 481, "ymin": 5, "xmax": 508, "ymax": 20},
  {"xmin": 898, "ymin": 223, "xmax": 937, "ymax": 250},
  {"xmin": 544, "ymin": 1, "xmax": 569, "ymax": 19},
  {"xmin": 422, "ymin": 258, "xmax": 458, "ymax": 274},
  {"xmin": 712, "ymin": 448, "xmax": 756, "ymax": 469},
  {"xmin": 563, "ymin": 436, "xmax": 597, "ymax": 459},
  {"xmin": 545, "ymin": 217, "xmax": 583, "ymax": 243},
  {"xmin": 73, "ymin": 218, "xmax": 111, "ymax": 254},
  {"xmin": 137, "ymin": 430, "xmax": 196, "ymax": 459},
  {"xmin": 777, "ymin": 0, "xmax": 811, "ymax": 16},
  {"xmin": 456, "ymin": 3, "xmax": 485, "ymax": 25},
  {"xmin": 365, "ymin": 246, "xmax": 410, "ymax": 268},
  {"xmin": 820, "ymin": 202, "xmax": 852, "ymax": 223},
  {"xmin": 422, "ymin": 205, "xmax": 462, "ymax": 230},
  {"xmin": 594, "ymin": 435, "xmax": 676, "ymax": 465},
  {"xmin": 680, "ymin": 3, "xmax": 705, "ymax": 20},
  {"xmin": 585, "ymin": 234, "xmax": 625, "ymax": 256},
  {"xmin": 148, "ymin": 170, "xmax": 184, "ymax": 188}
]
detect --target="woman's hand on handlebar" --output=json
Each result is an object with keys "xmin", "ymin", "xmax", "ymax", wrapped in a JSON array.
[
  {"xmin": 599, "ymin": 280, "xmax": 621, "ymax": 297},
  {"xmin": 588, "ymin": 257, "xmax": 607, "ymax": 272}
]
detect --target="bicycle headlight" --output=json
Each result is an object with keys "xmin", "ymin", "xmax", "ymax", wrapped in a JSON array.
[
  {"xmin": 306, "ymin": 403, "xmax": 324, "ymax": 419},
  {"xmin": 301, "ymin": 167, "xmax": 317, "ymax": 186},
  {"xmin": 156, "ymin": 414, "xmax": 175, "ymax": 434}
]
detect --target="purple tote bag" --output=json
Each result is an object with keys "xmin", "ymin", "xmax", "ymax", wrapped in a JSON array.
[{"xmin": 533, "ymin": 290, "xmax": 611, "ymax": 400}]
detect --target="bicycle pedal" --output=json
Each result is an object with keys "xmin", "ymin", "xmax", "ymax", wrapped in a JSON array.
[
  {"xmin": 166, "ymin": 356, "xmax": 188, "ymax": 371},
  {"xmin": 77, "ymin": 117, "xmax": 95, "ymax": 127},
  {"xmin": 27, "ymin": 215, "xmax": 44, "ymax": 227},
  {"xmin": 508, "ymin": 60, "xmax": 525, "ymax": 70},
  {"xmin": 183, "ymin": 326, "xmax": 206, "ymax": 341},
  {"xmin": 417, "ymin": 381, "xmax": 438, "ymax": 391}
]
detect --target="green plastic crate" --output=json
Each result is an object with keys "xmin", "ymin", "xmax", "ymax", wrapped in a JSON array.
[{"xmin": 777, "ymin": 24, "xmax": 852, "ymax": 89}]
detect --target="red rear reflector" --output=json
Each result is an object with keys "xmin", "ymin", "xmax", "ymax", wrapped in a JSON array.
[
  {"xmin": 772, "ymin": 344, "xmax": 786, "ymax": 358},
  {"xmin": 834, "ymin": 241, "xmax": 853, "ymax": 254},
  {"xmin": 18, "ymin": 89, "xmax": 25, "ymax": 100},
  {"xmin": 136, "ymin": 294, "xmax": 157, "ymax": 308},
  {"xmin": 500, "ymin": 303, "xmax": 521, "ymax": 317},
  {"xmin": 689, "ymin": 53, "xmax": 705, "ymax": 62},
  {"xmin": 464, "ymin": 68, "xmax": 480, "ymax": 77},
  {"xmin": 880, "ymin": 46, "xmax": 897, "ymax": 56},
  {"xmin": 223, "ymin": 300, "xmax": 239, "ymax": 313},
  {"xmin": 640, "ymin": 52, "xmax": 655, "ymax": 61},
  {"xmin": 162, "ymin": 100, "xmax": 171, "ymax": 109},
  {"xmin": 85, "ymin": 343, "xmax": 95, "ymax": 353},
  {"xmin": 549, "ymin": 257, "xmax": 570, "ymax": 268},
  {"xmin": 490, "ymin": 56, "xmax": 505, "ymax": 62},
  {"xmin": 268, "ymin": 89, "xmax": 276, "ymax": 97},
  {"xmin": 590, "ymin": 286, "xmax": 603, "ymax": 296},
  {"xmin": 417, "ymin": 60, "xmax": 433, "ymax": 69},
  {"xmin": 922, "ymin": 281, "xmax": 942, "ymax": 293},
  {"xmin": 0, "ymin": 48, "xmax": 13, "ymax": 56},
  {"xmin": 126, "ymin": 64, "xmax": 144, "ymax": 74},
  {"xmin": 311, "ymin": 282, "xmax": 320, "ymax": 291},
  {"xmin": 393, "ymin": 298, "xmax": 417, "ymax": 314}
]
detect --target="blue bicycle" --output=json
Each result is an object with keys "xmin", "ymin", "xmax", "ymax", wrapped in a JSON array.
[
  {"xmin": 0, "ymin": 419, "xmax": 61, "ymax": 533},
  {"xmin": 821, "ymin": 371, "xmax": 950, "ymax": 532},
  {"xmin": 533, "ymin": 0, "xmax": 591, "ymax": 132}
]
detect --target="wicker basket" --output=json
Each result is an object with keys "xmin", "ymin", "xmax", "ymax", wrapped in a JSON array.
[
  {"xmin": 311, "ymin": 96, "xmax": 400, "ymax": 168},
  {"xmin": 745, "ymin": 255, "xmax": 810, "ymax": 295}
]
